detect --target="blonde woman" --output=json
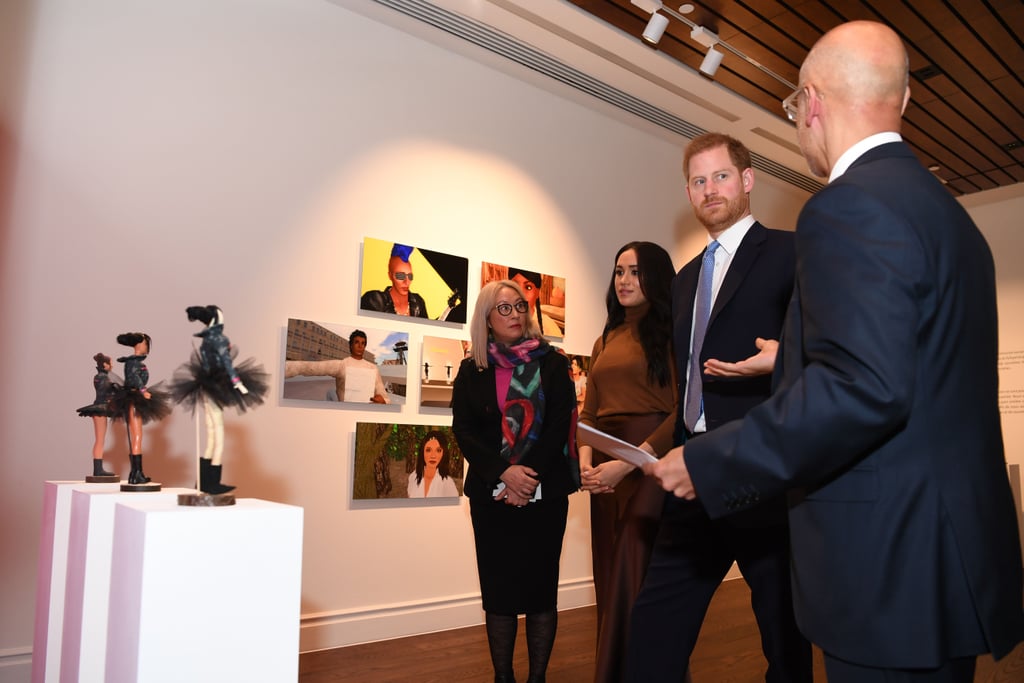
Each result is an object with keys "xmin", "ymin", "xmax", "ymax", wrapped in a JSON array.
[{"xmin": 451, "ymin": 279, "xmax": 578, "ymax": 683}]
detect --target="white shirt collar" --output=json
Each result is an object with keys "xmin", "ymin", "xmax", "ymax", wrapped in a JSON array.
[
  {"xmin": 709, "ymin": 215, "xmax": 755, "ymax": 255},
  {"xmin": 829, "ymin": 132, "xmax": 902, "ymax": 183}
]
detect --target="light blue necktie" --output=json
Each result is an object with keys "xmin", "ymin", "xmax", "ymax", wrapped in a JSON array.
[{"xmin": 684, "ymin": 240, "xmax": 720, "ymax": 432}]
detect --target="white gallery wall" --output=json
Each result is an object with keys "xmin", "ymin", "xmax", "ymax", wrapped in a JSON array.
[
  {"xmin": 0, "ymin": 0, "xmax": 813, "ymax": 677},
  {"xmin": 1, "ymin": 0, "xmax": 1020, "ymax": 681},
  {"xmin": 962, "ymin": 185, "xmax": 1024, "ymax": 555}
]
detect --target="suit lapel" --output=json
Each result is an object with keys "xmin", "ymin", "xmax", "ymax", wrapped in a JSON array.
[
  {"xmin": 774, "ymin": 281, "xmax": 801, "ymax": 390},
  {"xmin": 675, "ymin": 257, "xmax": 700, "ymax": 326},
  {"xmin": 480, "ymin": 365, "xmax": 500, "ymax": 412},
  {"xmin": 672, "ymin": 255, "xmax": 701, "ymax": 401},
  {"xmin": 709, "ymin": 222, "xmax": 766, "ymax": 325}
]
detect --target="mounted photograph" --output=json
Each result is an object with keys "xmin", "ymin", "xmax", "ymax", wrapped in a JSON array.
[{"xmin": 282, "ymin": 318, "xmax": 408, "ymax": 405}]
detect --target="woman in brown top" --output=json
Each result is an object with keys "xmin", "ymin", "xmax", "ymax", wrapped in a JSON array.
[{"xmin": 578, "ymin": 241, "xmax": 680, "ymax": 683}]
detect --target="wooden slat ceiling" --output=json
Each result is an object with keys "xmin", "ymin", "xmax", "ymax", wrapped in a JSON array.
[{"xmin": 567, "ymin": 0, "xmax": 1024, "ymax": 196}]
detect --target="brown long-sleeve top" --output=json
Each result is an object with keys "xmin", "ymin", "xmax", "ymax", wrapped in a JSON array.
[{"xmin": 578, "ymin": 304, "xmax": 677, "ymax": 457}]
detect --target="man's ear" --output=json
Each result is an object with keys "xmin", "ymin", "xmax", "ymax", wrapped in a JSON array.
[{"xmin": 805, "ymin": 84, "xmax": 822, "ymax": 124}]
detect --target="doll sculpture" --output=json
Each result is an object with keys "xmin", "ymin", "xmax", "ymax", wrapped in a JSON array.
[
  {"xmin": 76, "ymin": 352, "xmax": 120, "ymax": 482},
  {"xmin": 169, "ymin": 305, "xmax": 268, "ymax": 495},
  {"xmin": 109, "ymin": 333, "xmax": 172, "ymax": 489}
]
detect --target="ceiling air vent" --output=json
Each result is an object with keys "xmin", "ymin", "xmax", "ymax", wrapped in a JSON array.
[{"xmin": 911, "ymin": 65, "xmax": 943, "ymax": 81}]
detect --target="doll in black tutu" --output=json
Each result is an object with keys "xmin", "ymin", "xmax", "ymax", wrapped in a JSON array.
[
  {"xmin": 109, "ymin": 333, "xmax": 172, "ymax": 486},
  {"xmin": 169, "ymin": 305, "xmax": 268, "ymax": 494},
  {"xmin": 76, "ymin": 352, "xmax": 120, "ymax": 480}
]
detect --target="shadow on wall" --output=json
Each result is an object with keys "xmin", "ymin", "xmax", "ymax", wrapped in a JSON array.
[
  {"xmin": 0, "ymin": 0, "xmax": 38, "ymax": 464},
  {"xmin": 0, "ymin": 0, "xmax": 36, "ymax": 267}
]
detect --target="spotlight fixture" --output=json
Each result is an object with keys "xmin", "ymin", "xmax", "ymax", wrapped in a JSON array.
[
  {"xmin": 629, "ymin": 0, "xmax": 664, "ymax": 12},
  {"xmin": 699, "ymin": 47, "xmax": 724, "ymax": 77},
  {"xmin": 642, "ymin": 12, "xmax": 669, "ymax": 44},
  {"xmin": 628, "ymin": 0, "xmax": 796, "ymax": 90},
  {"xmin": 689, "ymin": 26, "xmax": 718, "ymax": 49}
]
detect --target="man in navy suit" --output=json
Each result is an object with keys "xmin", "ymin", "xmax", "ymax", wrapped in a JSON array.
[
  {"xmin": 646, "ymin": 21, "xmax": 1024, "ymax": 682},
  {"xmin": 625, "ymin": 133, "xmax": 812, "ymax": 682}
]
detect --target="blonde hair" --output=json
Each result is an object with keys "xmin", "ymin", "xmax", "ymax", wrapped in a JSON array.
[{"xmin": 469, "ymin": 280, "xmax": 541, "ymax": 369}]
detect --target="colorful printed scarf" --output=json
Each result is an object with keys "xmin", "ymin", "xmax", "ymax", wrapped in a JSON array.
[{"xmin": 489, "ymin": 338, "xmax": 580, "ymax": 488}]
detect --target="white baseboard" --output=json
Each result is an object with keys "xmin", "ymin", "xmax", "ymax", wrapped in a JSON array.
[
  {"xmin": 0, "ymin": 647, "xmax": 31, "ymax": 683},
  {"xmin": 300, "ymin": 579, "xmax": 596, "ymax": 653}
]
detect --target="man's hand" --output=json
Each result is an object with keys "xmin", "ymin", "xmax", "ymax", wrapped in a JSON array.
[
  {"xmin": 642, "ymin": 446, "xmax": 696, "ymax": 499},
  {"xmin": 704, "ymin": 338, "xmax": 778, "ymax": 377}
]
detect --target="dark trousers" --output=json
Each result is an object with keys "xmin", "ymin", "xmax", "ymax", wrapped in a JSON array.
[
  {"xmin": 625, "ymin": 494, "xmax": 812, "ymax": 683},
  {"xmin": 824, "ymin": 652, "xmax": 976, "ymax": 683}
]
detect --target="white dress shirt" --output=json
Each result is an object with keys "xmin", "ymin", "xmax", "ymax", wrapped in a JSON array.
[{"xmin": 687, "ymin": 215, "xmax": 756, "ymax": 433}]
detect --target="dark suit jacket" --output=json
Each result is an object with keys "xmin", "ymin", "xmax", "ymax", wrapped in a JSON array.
[
  {"xmin": 685, "ymin": 142, "xmax": 1024, "ymax": 667},
  {"xmin": 451, "ymin": 348, "xmax": 577, "ymax": 502},
  {"xmin": 672, "ymin": 221, "xmax": 795, "ymax": 525}
]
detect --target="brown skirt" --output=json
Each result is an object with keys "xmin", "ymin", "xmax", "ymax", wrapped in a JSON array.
[{"xmin": 589, "ymin": 412, "xmax": 671, "ymax": 683}]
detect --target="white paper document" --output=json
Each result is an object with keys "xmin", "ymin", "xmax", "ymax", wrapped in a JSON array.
[
  {"xmin": 577, "ymin": 423, "xmax": 658, "ymax": 468},
  {"xmin": 493, "ymin": 481, "xmax": 542, "ymax": 502}
]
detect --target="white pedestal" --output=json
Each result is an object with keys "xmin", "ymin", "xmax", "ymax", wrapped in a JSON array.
[
  {"xmin": 104, "ymin": 498, "xmax": 304, "ymax": 683},
  {"xmin": 32, "ymin": 481, "xmax": 118, "ymax": 683},
  {"xmin": 59, "ymin": 487, "xmax": 191, "ymax": 683}
]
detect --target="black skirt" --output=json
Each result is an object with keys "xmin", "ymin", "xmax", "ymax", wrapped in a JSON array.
[
  {"xmin": 76, "ymin": 402, "xmax": 116, "ymax": 418},
  {"xmin": 169, "ymin": 350, "xmax": 269, "ymax": 414},
  {"xmin": 469, "ymin": 495, "xmax": 569, "ymax": 615},
  {"xmin": 108, "ymin": 384, "xmax": 173, "ymax": 424}
]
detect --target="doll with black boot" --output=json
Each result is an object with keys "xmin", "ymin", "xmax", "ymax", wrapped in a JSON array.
[
  {"xmin": 169, "ymin": 305, "xmax": 268, "ymax": 499},
  {"xmin": 109, "ymin": 333, "xmax": 172, "ymax": 491},
  {"xmin": 76, "ymin": 352, "xmax": 120, "ymax": 482}
]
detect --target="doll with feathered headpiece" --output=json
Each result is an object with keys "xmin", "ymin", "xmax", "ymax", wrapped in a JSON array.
[{"xmin": 169, "ymin": 305, "xmax": 268, "ymax": 494}]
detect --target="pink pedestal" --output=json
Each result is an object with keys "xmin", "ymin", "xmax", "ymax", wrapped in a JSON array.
[
  {"xmin": 31, "ymin": 482, "xmax": 117, "ymax": 683},
  {"xmin": 59, "ymin": 487, "xmax": 192, "ymax": 683}
]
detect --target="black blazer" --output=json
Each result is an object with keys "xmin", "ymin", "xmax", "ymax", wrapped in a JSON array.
[
  {"xmin": 451, "ymin": 348, "xmax": 577, "ymax": 502},
  {"xmin": 685, "ymin": 142, "xmax": 1024, "ymax": 667}
]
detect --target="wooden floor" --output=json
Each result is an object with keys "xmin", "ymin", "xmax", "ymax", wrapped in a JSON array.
[{"xmin": 299, "ymin": 579, "xmax": 1024, "ymax": 682}]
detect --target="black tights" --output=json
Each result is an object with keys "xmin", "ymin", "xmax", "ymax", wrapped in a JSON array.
[
  {"xmin": 484, "ymin": 610, "xmax": 558, "ymax": 683},
  {"xmin": 525, "ymin": 610, "xmax": 557, "ymax": 682}
]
